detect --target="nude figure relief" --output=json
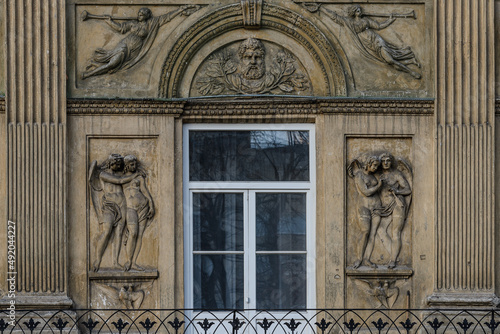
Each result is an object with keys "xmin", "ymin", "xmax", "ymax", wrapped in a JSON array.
[
  {"xmin": 347, "ymin": 152, "xmax": 412, "ymax": 269},
  {"xmin": 80, "ymin": 5, "xmax": 199, "ymax": 80},
  {"xmin": 89, "ymin": 154, "xmax": 155, "ymax": 272}
]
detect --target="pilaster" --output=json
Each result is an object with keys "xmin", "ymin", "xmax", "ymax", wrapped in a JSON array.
[
  {"xmin": 2, "ymin": 0, "xmax": 71, "ymax": 308},
  {"xmin": 429, "ymin": 0, "xmax": 497, "ymax": 306}
]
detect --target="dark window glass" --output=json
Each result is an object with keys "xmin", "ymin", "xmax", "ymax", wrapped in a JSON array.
[
  {"xmin": 193, "ymin": 193, "xmax": 244, "ymax": 251},
  {"xmin": 194, "ymin": 254, "xmax": 244, "ymax": 309},
  {"xmin": 189, "ymin": 131, "xmax": 309, "ymax": 181},
  {"xmin": 256, "ymin": 254, "xmax": 306, "ymax": 309},
  {"xmin": 256, "ymin": 193, "xmax": 306, "ymax": 251}
]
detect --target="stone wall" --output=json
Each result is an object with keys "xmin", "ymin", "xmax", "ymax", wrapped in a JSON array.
[{"xmin": 0, "ymin": 0, "xmax": 498, "ymax": 312}]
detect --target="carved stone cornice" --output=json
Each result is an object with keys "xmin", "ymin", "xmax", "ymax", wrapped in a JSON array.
[
  {"xmin": 0, "ymin": 97, "xmax": 5, "ymax": 113},
  {"xmin": 319, "ymin": 99, "xmax": 434, "ymax": 115},
  {"xmin": 67, "ymin": 99, "xmax": 184, "ymax": 115},
  {"xmin": 67, "ymin": 98, "xmax": 434, "ymax": 116}
]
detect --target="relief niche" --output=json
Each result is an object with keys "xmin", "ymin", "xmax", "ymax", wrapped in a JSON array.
[
  {"xmin": 345, "ymin": 139, "xmax": 413, "ymax": 309},
  {"xmin": 89, "ymin": 154, "xmax": 155, "ymax": 272},
  {"xmin": 192, "ymin": 38, "xmax": 312, "ymax": 96}
]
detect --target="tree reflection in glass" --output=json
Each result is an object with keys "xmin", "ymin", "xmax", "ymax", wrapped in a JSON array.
[
  {"xmin": 189, "ymin": 131, "xmax": 309, "ymax": 181},
  {"xmin": 193, "ymin": 193, "xmax": 244, "ymax": 309}
]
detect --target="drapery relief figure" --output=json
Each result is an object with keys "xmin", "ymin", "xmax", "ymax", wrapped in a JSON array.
[
  {"xmin": 347, "ymin": 152, "xmax": 412, "ymax": 269},
  {"xmin": 89, "ymin": 154, "xmax": 155, "ymax": 272},
  {"xmin": 196, "ymin": 38, "xmax": 310, "ymax": 95},
  {"xmin": 81, "ymin": 5, "xmax": 199, "ymax": 79},
  {"xmin": 322, "ymin": 5, "xmax": 422, "ymax": 79}
]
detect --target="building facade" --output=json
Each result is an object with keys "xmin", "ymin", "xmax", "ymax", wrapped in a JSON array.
[{"xmin": 0, "ymin": 0, "xmax": 499, "ymax": 321}]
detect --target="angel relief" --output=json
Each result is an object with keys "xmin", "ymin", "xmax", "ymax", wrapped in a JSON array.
[
  {"xmin": 347, "ymin": 152, "xmax": 412, "ymax": 269},
  {"xmin": 195, "ymin": 38, "xmax": 310, "ymax": 95},
  {"xmin": 89, "ymin": 154, "xmax": 155, "ymax": 272},
  {"xmin": 95, "ymin": 282, "xmax": 153, "ymax": 309},
  {"xmin": 354, "ymin": 279, "xmax": 402, "ymax": 309}
]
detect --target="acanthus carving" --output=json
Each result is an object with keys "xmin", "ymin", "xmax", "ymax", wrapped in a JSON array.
[
  {"xmin": 347, "ymin": 152, "xmax": 412, "ymax": 269},
  {"xmin": 81, "ymin": 5, "xmax": 199, "ymax": 80},
  {"xmin": 196, "ymin": 38, "xmax": 310, "ymax": 96},
  {"xmin": 89, "ymin": 154, "xmax": 155, "ymax": 272}
]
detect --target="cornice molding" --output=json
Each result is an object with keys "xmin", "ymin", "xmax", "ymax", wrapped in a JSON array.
[
  {"xmin": 0, "ymin": 97, "xmax": 5, "ymax": 113},
  {"xmin": 67, "ymin": 98, "xmax": 434, "ymax": 116},
  {"xmin": 67, "ymin": 99, "xmax": 184, "ymax": 115}
]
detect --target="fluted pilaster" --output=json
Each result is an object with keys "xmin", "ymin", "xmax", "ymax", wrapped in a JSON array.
[
  {"xmin": 429, "ymin": 0, "xmax": 497, "ymax": 306},
  {"xmin": 4, "ymin": 0, "xmax": 71, "ymax": 307}
]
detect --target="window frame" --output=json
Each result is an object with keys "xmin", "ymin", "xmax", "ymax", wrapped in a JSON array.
[{"xmin": 183, "ymin": 123, "xmax": 316, "ymax": 312}]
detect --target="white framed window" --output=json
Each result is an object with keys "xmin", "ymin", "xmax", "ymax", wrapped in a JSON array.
[{"xmin": 183, "ymin": 124, "xmax": 316, "ymax": 315}]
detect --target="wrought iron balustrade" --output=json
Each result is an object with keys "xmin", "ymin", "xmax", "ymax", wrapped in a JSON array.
[{"xmin": 1, "ymin": 308, "xmax": 500, "ymax": 333}]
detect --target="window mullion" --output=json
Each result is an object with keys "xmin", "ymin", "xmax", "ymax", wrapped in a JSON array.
[{"xmin": 248, "ymin": 190, "xmax": 256, "ymax": 309}]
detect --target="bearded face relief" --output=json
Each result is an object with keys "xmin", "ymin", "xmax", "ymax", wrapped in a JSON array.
[
  {"xmin": 194, "ymin": 38, "xmax": 311, "ymax": 96},
  {"xmin": 239, "ymin": 38, "xmax": 266, "ymax": 80}
]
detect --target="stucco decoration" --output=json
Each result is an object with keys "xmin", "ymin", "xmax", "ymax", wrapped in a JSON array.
[
  {"xmin": 89, "ymin": 154, "xmax": 155, "ymax": 272},
  {"xmin": 80, "ymin": 5, "xmax": 199, "ymax": 80},
  {"xmin": 347, "ymin": 151, "xmax": 412, "ymax": 270},
  {"xmin": 159, "ymin": 3, "xmax": 350, "ymax": 98},
  {"xmin": 193, "ymin": 38, "xmax": 311, "ymax": 96}
]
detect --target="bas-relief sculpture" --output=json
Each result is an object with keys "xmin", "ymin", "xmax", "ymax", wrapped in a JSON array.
[
  {"xmin": 81, "ymin": 5, "xmax": 199, "ymax": 79},
  {"xmin": 95, "ymin": 282, "xmax": 153, "ymax": 309},
  {"xmin": 321, "ymin": 4, "xmax": 422, "ymax": 79},
  {"xmin": 195, "ymin": 38, "xmax": 311, "ymax": 95},
  {"xmin": 346, "ymin": 149, "xmax": 413, "ymax": 309},
  {"xmin": 89, "ymin": 154, "xmax": 155, "ymax": 272},
  {"xmin": 347, "ymin": 152, "xmax": 412, "ymax": 269},
  {"xmin": 355, "ymin": 279, "xmax": 402, "ymax": 309}
]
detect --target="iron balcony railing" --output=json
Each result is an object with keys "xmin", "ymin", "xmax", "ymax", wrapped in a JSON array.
[{"xmin": 1, "ymin": 309, "xmax": 500, "ymax": 333}]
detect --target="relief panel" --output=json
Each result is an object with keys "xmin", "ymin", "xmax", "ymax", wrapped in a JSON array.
[
  {"xmin": 345, "ymin": 137, "xmax": 413, "ymax": 309},
  {"xmin": 191, "ymin": 38, "xmax": 312, "ymax": 96},
  {"xmin": 302, "ymin": 2, "xmax": 429, "ymax": 97},
  {"xmin": 88, "ymin": 138, "xmax": 158, "ymax": 274},
  {"xmin": 70, "ymin": 4, "xmax": 201, "ymax": 97}
]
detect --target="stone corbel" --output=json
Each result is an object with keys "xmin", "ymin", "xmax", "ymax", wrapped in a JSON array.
[{"xmin": 241, "ymin": 0, "xmax": 262, "ymax": 28}]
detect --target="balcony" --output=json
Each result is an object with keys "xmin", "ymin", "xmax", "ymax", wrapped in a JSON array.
[{"xmin": 2, "ymin": 309, "xmax": 500, "ymax": 333}]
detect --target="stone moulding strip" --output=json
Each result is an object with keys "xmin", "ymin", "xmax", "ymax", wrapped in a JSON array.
[
  {"xmin": 67, "ymin": 99, "xmax": 184, "ymax": 115},
  {"xmin": 88, "ymin": 269, "xmax": 159, "ymax": 280},
  {"xmin": 345, "ymin": 266, "xmax": 414, "ymax": 280},
  {"xmin": 497, "ymin": 99, "xmax": 500, "ymax": 114},
  {"xmin": 67, "ymin": 98, "xmax": 434, "ymax": 116}
]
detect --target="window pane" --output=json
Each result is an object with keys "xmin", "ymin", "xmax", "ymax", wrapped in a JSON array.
[
  {"xmin": 193, "ymin": 193, "xmax": 243, "ymax": 251},
  {"xmin": 194, "ymin": 255, "xmax": 244, "ymax": 309},
  {"xmin": 189, "ymin": 131, "xmax": 309, "ymax": 181},
  {"xmin": 256, "ymin": 193, "xmax": 306, "ymax": 251},
  {"xmin": 256, "ymin": 254, "xmax": 306, "ymax": 309}
]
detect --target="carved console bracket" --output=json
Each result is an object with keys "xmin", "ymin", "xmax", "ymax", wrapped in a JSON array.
[
  {"xmin": 346, "ymin": 267, "xmax": 413, "ymax": 280},
  {"xmin": 241, "ymin": 0, "xmax": 262, "ymax": 28}
]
